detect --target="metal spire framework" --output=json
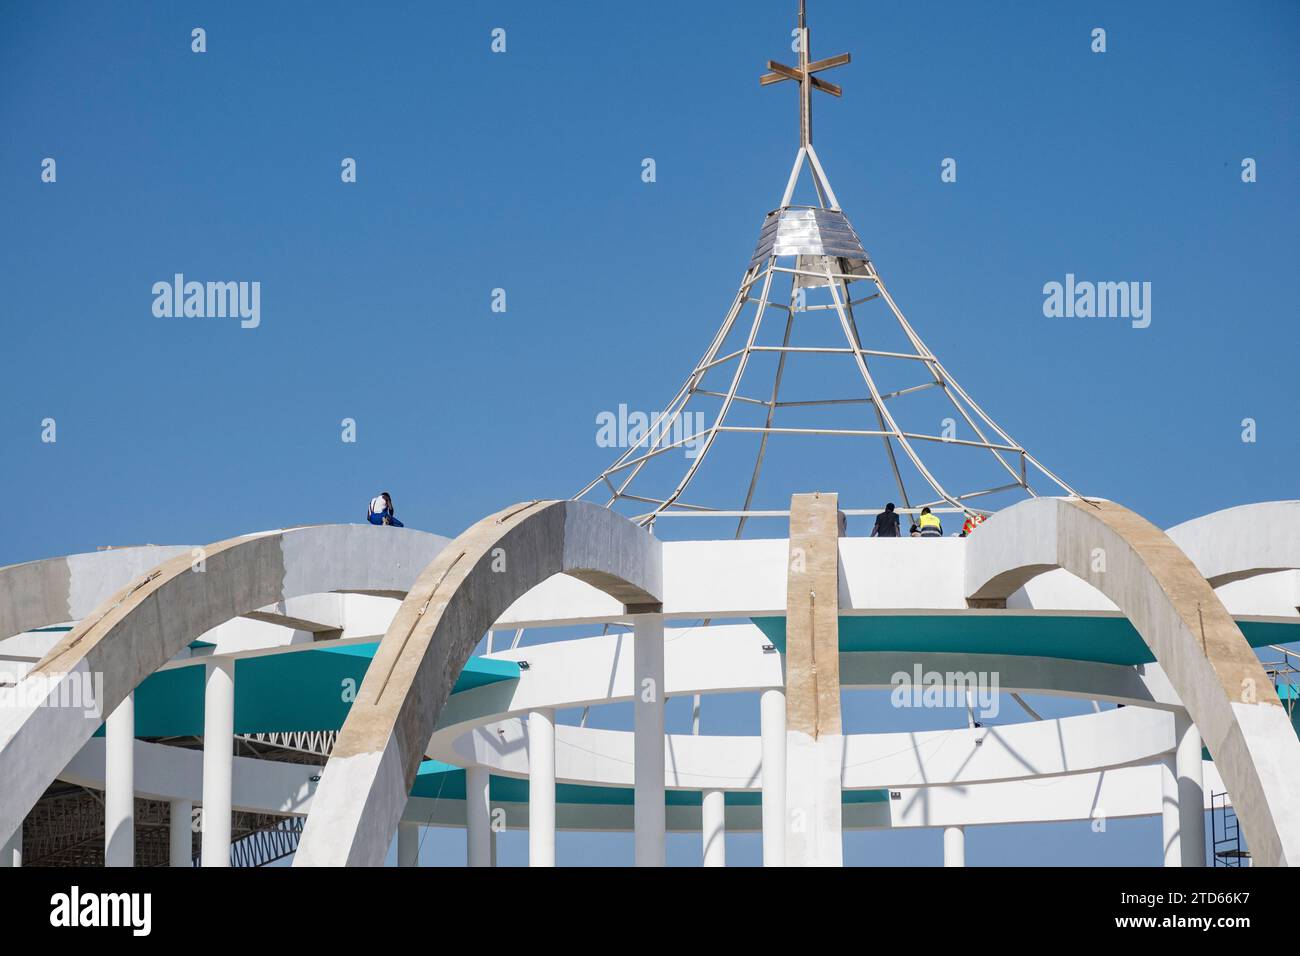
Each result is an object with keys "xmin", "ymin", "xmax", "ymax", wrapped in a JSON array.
[{"xmin": 575, "ymin": 1, "xmax": 1082, "ymax": 533}]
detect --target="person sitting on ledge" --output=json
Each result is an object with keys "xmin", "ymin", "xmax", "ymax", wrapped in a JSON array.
[
  {"xmin": 917, "ymin": 506, "xmax": 942, "ymax": 538},
  {"xmin": 870, "ymin": 502, "xmax": 901, "ymax": 537},
  {"xmin": 367, "ymin": 491, "xmax": 404, "ymax": 527}
]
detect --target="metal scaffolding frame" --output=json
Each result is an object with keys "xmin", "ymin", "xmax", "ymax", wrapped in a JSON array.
[
  {"xmin": 16, "ymin": 776, "xmax": 305, "ymax": 868},
  {"xmin": 574, "ymin": 1, "xmax": 1081, "ymax": 533}
]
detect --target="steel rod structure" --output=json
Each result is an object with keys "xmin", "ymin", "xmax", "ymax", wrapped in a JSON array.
[{"xmin": 573, "ymin": 4, "xmax": 1081, "ymax": 530}]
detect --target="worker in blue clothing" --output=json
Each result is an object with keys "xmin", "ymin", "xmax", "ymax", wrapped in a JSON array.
[{"xmin": 367, "ymin": 491, "xmax": 404, "ymax": 527}]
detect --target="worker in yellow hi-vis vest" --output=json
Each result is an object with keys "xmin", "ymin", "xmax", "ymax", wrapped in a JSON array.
[{"xmin": 918, "ymin": 507, "xmax": 943, "ymax": 538}]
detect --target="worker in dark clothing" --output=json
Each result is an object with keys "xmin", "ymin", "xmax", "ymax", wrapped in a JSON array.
[{"xmin": 871, "ymin": 502, "xmax": 901, "ymax": 537}]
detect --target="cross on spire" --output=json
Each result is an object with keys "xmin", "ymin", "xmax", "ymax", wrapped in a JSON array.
[{"xmin": 760, "ymin": 0, "xmax": 850, "ymax": 147}]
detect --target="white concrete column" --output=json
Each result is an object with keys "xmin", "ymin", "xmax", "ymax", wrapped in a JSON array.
[
  {"xmin": 760, "ymin": 686, "xmax": 786, "ymax": 867},
  {"xmin": 200, "ymin": 658, "xmax": 235, "ymax": 867},
  {"xmin": 943, "ymin": 826, "xmax": 966, "ymax": 867},
  {"xmin": 1160, "ymin": 751, "xmax": 1181, "ymax": 866},
  {"xmin": 1176, "ymin": 712, "xmax": 1206, "ymax": 867},
  {"xmin": 0, "ymin": 823, "xmax": 20, "ymax": 867},
  {"xmin": 466, "ymin": 765, "xmax": 492, "ymax": 867},
  {"xmin": 634, "ymin": 613, "xmax": 666, "ymax": 867},
  {"xmin": 528, "ymin": 708, "xmax": 556, "ymax": 867},
  {"xmin": 104, "ymin": 692, "xmax": 135, "ymax": 867},
  {"xmin": 702, "ymin": 789, "xmax": 726, "ymax": 867},
  {"xmin": 397, "ymin": 822, "xmax": 419, "ymax": 867},
  {"xmin": 169, "ymin": 799, "xmax": 193, "ymax": 868}
]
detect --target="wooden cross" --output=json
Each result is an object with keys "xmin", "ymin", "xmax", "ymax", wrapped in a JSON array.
[{"xmin": 760, "ymin": 0, "xmax": 850, "ymax": 148}]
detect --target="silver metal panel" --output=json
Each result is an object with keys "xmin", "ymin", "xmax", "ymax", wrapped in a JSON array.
[{"xmin": 750, "ymin": 205, "xmax": 870, "ymax": 269}]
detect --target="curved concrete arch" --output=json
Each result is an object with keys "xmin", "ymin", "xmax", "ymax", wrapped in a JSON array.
[
  {"xmin": 294, "ymin": 500, "xmax": 662, "ymax": 867},
  {"xmin": 0, "ymin": 524, "xmax": 447, "ymax": 848},
  {"xmin": 966, "ymin": 496, "xmax": 1300, "ymax": 866},
  {"xmin": 1166, "ymin": 500, "xmax": 1300, "ymax": 587},
  {"xmin": 0, "ymin": 545, "xmax": 194, "ymax": 641}
]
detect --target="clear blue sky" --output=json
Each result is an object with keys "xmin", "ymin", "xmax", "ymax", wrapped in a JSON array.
[{"xmin": 1, "ymin": 1, "xmax": 1295, "ymax": 866}]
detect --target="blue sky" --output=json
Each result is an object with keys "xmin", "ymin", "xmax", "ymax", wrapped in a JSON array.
[{"xmin": 1, "ymin": 1, "xmax": 1296, "ymax": 865}]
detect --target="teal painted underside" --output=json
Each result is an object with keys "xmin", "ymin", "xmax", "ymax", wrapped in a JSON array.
[
  {"xmin": 410, "ymin": 761, "xmax": 887, "ymax": 806},
  {"xmin": 89, "ymin": 614, "xmax": 1298, "ymax": 737},
  {"xmin": 103, "ymin": 644, "xmax": 519, "ymax": 738},
  {"xmin": 752, "ymin": 615, "xmax": 1299, "ymax": 667},
  {"xmin": 71, "ymin": 611, "xmax": 1294, "ymax": 804}
]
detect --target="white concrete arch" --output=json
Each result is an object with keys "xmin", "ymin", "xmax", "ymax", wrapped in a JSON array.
[
  {"xmin": 0, "ymin": 544, "xmax": 194, "ymax": 641},
  {"xmin": 294, "ymin": 500, "xmax": 662, "ymax": 867},
  {"xmin": 1166, "ymin": 500, "xmax": 1300, "ymax": 587},
  {"xmin": 0, "ymin": 524, "xmax": 447, "ymax": 848},
  {"xmin": 965, "ymin": 496, "xmax": 1300, "ymax": 866}
]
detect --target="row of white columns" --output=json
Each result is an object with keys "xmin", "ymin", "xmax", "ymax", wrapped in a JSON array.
[
  {"xmin": 88, "ymin": 643, "xmax": 1207, "ymax": 868},
  {"xmin": 518, "ymin": 613, "xmax": 676, "ymax": 867},
  {"xmin": 98, "ymin": 658, "xmax": 235, "ymax": 868},
  {"xmin": 116, "ymin": 768, "xmax": 194, "ymax": 867},
  {"xmin": 514, "ymin": 613, "xmax": 756, "ymax": 867},
  {"xmin": 938, "ymin": 715, "xmax": 1208, "ymax": 868},
  {"xmin": 521, "ymin": 613, "xmax": 676, "ymax": 866},
  {"xmin": 92, "ymin": 621, "xmax": 679, "ymax": 870}
]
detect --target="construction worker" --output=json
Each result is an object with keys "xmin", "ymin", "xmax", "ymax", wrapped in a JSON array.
[
  {"xmin": 918, "ymin": 506, "xmax": 942, "ymax": 538},
  {"xmin": 871, "ymin": 502, "xmax": 901, "ymax": 537},
  {"xmin": 961, "ymin": 512, "xmax": 985, "ymax": 537},
  {"xmin": 367, "ymin": 491, "xmax": 404, "ymax": 527}
]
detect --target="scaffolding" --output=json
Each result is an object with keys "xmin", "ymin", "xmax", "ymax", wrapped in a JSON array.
[{"xmin": 1211, "ymin": 791, "xmax": 1248, "ymax": 867}]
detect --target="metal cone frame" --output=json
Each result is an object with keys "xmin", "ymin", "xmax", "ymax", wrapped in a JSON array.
[{"xmin": 575, "ymin": 6, "xmax": 1082, "ymax": 534}]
